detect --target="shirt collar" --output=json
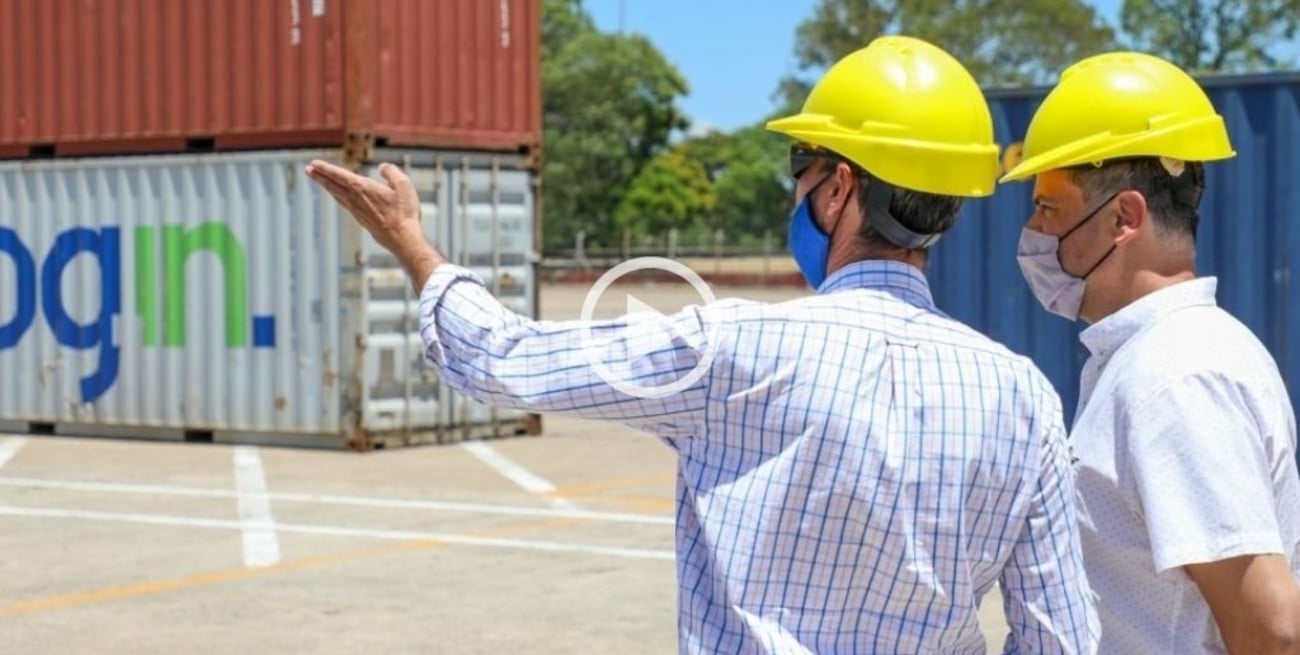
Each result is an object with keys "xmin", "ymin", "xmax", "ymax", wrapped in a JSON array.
[
  {"xmin": 1079, "ymin": 277, "xmax": 1219, "ymax": 357},
  {"xmin": 818, "ymin": 259, "xmax": 935, "ymax": 309}
]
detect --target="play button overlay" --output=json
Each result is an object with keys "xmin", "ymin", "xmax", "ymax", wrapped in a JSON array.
[
  {"xmin": 579, "ymin": 257, "xmax": 719, "ymax": 399},
  {"xmin": 625, "ymin": 294, "xmax": 658, "ymax": 318}
]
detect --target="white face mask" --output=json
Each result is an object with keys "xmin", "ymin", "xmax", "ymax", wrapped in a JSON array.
[
  {"xmin": 1016, "ymin": 193, "xmax": 1121, "ymax": 322},
  {"xmin": 1017, "ymin": 228, "xmax": 1087, "ymax": 320}
]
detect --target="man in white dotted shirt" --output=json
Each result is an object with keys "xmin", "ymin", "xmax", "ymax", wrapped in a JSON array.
[{"xmin": 999, "ymin": 51, "xmax": 1300, "ymax": 654}]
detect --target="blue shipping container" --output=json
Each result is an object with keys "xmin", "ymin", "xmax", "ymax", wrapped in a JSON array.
[{"xmin": 929, "ymin": 72, "xmax": 1300, "ymax": 428}]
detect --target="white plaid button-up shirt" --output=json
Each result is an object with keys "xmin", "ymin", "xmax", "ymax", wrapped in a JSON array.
[{"xmin": 419, "ymin": 259, "xmax": 1098, "ymax": 654}]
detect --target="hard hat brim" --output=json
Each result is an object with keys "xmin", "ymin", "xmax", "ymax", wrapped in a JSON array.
[
  {"xmin": 769, "ymin": 114, "xmax": 1000, "ymax": 197},
  {"xmin": 999, "ymin": 107, "xmax": 1237, "ymax": 183}
]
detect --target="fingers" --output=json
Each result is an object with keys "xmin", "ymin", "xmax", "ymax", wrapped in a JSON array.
[
  {"xmin": 305, "ymin": 159, "xmax": 419, "ymax": 243},
  {"xmin": 306, "ymin": 160, "xmax": 373, "ymax": 199},
  {"xmin": 308, "ymin": 159, "xmax": 402, "ymax": 191},
  {"xmin": 307, "ymin": 160, "xmax": 403, "ymax": 199},
  {"xmin": 379, "ymin": 163, "xmax": 420, "ymax": 207},
  {"xmin": 377, "ymin": 162, "xmax": 406, "ymax": 189},
  {"xmin": 306, "ymin": 160, "xmax": 388, "ymax": 211},
  {"xmin": 305, "ymin": 160, "xmax": 357, "ymax": 186},
  {"xmin": 305, "ymin": 162, "xmax": 356, "ymax": 207},
  {"xmin": 310, "ymin": 170, "xmax": 360, "ymax": 212}
]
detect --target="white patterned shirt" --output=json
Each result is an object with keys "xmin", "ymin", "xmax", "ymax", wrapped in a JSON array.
[
  {"xmin": 419, "ymin": 259, "xmax": 1099, "ymax": 654},
  {"xmin": 1070, "ymin": 277, "xmax": 1300, "ymax": 654}
]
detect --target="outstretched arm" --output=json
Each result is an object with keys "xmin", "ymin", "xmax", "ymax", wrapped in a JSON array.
[{"xmin": 305, "ymin": 160, "xmax": 714, "ymax": 438}]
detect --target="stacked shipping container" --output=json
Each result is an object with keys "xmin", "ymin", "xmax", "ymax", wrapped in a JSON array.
[
  {"xmin": 0, "ymin": 0, "xmax": 543, "ymax": 449},
  {"xmin": 0, "ymin": 0, "xmax": 541, "ymax": 158}
]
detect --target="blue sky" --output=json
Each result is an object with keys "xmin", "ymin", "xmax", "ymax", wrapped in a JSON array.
[{"xmin": 579, "ymin": 0, "xmax": 1148, "ymax": 132}]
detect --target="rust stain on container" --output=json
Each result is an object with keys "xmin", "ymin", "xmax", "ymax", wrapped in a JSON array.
[
  {"xmin": 322, "ymin": 348, "xmax": 338, "ymax": 389},
  {"xmin": 0, "ymin": 0, "xmax": 541, "ymax": 158}
]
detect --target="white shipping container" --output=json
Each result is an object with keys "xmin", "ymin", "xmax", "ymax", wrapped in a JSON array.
[{"xmin": 0, "ymin": 149, "xmax": 540, "ymax": 449}]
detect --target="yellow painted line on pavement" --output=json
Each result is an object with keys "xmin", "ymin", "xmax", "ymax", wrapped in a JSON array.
[
  {"xmin": 0, "ymin": 517, "xmax": 579, "ymax": 620},
  {"xmin": 543, "ymin": 473, "xmax": 675, "ymax": 499},
  {"xmin": 582, "ymin": 496, "xmax": 677, "ymax": 513},
  {"xmin": 542, "ymin": 473, "xmax": 676, "ymax": 514}
]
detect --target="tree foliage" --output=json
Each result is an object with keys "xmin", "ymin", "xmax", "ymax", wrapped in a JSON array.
[
  {"xmin": 1121, "ymin": 0, "xmax": 1300, "ymax": 72},
  {"xmin": 615, "ymin": 150, "xmax": 717, "ymax": 237},
  {"xmin": 677, "ymin": 123, "xmax": 793, "ymax": 243},
  {"xmin": 540, "ymin": 0, "xmax": 689, "ymax": 251},
  {"xmin": 777, "ymin": 0, "xmax": 1117, "ymax": 113}
]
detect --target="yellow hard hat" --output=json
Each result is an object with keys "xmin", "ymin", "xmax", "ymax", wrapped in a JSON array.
[
  {"xmin": 766, "ymin": 35, "xmax": 1000, "ymax": 197},
  {"xmin": 1000, "ymin": 51, "xmax": 1235, "ymax": 182}
]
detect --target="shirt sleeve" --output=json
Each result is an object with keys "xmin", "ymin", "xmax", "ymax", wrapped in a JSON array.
[
  {"xmin": 1124, "ymin": 371, "xmax": 1284, "ymax": 574},
  {"xmin": 1000, "ymin": 385, "xmax": 1101, "ymax": 655},
  {"xmin": 416, "ymin": 264, "xmax": 714, "ymax": 439}
]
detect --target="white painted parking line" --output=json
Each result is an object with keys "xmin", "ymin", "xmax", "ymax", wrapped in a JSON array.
[
  {"xmin": 0, "ymin": 476, "xmax": 672, "ymax": 525},
  {"xmin": 233, "ymin": 446, "xmax": 280, "ymax": 568},
  {"xmin": 0, "ymin": 438, "xmax": 27, "ymax": 469},
  {"xmin": 460, "ymin": 441, "xmax": 556, "ymax": 493},
  {"xmin": 461, "ymin": 441, "xmax": 582, "ymax": 510},
  {"xmin": 0, "ymin": 505, "xmax": 676, "ymax": 562}
]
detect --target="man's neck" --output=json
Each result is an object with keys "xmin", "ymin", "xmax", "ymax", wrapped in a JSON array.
[
  {"xmin": 1081, "ymin": 267, "xmax": 1197, "ymax": 324},
  {"xmin": 825, "ymin": 246, "xmax": 926, "ymax": 279}
]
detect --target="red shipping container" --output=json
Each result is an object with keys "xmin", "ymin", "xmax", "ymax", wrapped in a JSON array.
[{"xmin": 0, "ymin": 0, "xmax": 541, "ymax": 159}]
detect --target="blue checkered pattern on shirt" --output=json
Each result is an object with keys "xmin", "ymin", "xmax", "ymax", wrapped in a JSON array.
[{"xmin": 419, "ymin": 259, "xmax": 1098, "ymax": 654}]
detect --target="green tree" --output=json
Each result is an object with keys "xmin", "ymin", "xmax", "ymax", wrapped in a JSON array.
[
  {"xmin": 1121, "ymin": 0, "xmax": 1300, "ymax": 72},
  {"xmin": 540, "ymin": 0, "xmax": 690, "ymax": 252},
  {"xmin": 777, "ymin": 0, "xmax": 1117, "ymax": 112},
  {"xmin": 542, "ymin": 0, "xmax": 591, "ymax": 54},
  {"xmin": 614, "ymin": 150, "xmax": 716, "ymax": 238},
  {"xmin": 679, "ymin": 123, "xmax": 793, "ymax": 245}
]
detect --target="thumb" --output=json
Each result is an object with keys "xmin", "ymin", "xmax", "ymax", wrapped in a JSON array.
[{"xmin": 378, "ymin": 163, "xmax": 414, "ymax": 197}]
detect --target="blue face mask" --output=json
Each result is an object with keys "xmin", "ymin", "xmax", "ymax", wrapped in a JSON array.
[{"xmin": 788, "ymin": 175, "xmax": 833, "ymax": 289}]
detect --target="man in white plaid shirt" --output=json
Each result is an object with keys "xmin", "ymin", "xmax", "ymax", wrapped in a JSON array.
[{"xmin": 308, "ymin": 36, "xmax": 1098, "ymax": 654}]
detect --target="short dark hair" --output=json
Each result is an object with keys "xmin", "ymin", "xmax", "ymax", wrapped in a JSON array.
[
  {"xmin": 856, "ymin": 176, "xmax": 964, "ymax": 251},
  {"xmin": 1068, "ymin": 157, "xmax": 1205, "ymax": 241}
]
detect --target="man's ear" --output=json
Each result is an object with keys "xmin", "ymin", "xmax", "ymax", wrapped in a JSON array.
[
  {"xmin": 826, "ymin": 162, "xmax": 857, "ymax": 212},
  {"xmin": 819, "ymin": 162, "xmax": 858, "ymax": 229},
  {"xmin": 1114, "ymin": 189, "xmax": 1148, "ymax": 244}
]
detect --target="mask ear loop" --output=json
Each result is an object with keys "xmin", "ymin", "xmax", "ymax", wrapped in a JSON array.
[
  {"xmin": 1079, "ymin": 243, "xmax": 1117, "ymax": 279},
  {"xmin": 1060, "ymin": 191, "xmax": 1122, "ymax": 242},
  {"xmin": 1061, "ymin": 191, "xmax": 1123, "ymax": 279}
]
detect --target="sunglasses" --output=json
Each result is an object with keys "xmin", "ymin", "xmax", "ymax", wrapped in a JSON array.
[{"xmin": 789, "ymin": 144, "xmax": 849, "ymax": 180}]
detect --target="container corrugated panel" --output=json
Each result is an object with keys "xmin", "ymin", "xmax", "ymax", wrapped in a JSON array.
[
  {"xmin": 929, "ymin": 73, "xmax": 1300, "ymax": 428},
  {"xmin": 0, "ymin": 148, "xmax": 539, "ymax": 449},
  {"xmin": 366, "ymin": 0, "xmax": 542, "ymax": 153},
  {"xmin": 447, "ymin": 154, "xmax": 538, "ymax": 432},
  {"xmin": 0, "ymin": 0, "xmax": 540, "ymax": 158}
]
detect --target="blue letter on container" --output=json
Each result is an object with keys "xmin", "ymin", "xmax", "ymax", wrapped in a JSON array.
[
  {"xmin": 0, "ymin": 227, "xmax": 37, "ymax": 349},
  {"xmin": 40, "ymin": 227, "xmax": 122, "ymax": 404}
]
